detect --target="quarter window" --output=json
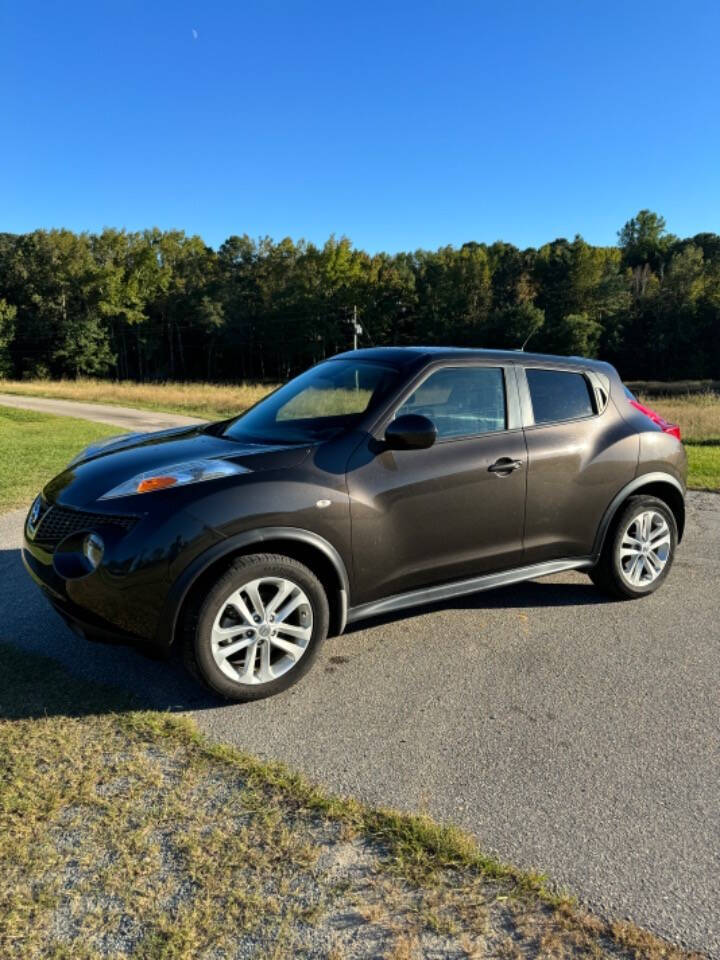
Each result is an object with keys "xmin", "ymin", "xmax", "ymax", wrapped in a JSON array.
[
  {"xmin": 396, "ymin": 366, "xmax": 507, "ymax": 439},
  {"xmin": 526, "ymin": 368, "xmax": 595, "ymax": 424}
]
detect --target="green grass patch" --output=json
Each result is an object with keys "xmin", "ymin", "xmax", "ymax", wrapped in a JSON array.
[
  {"xmin": 0, "ymin": 406, "xmax": 122, "ymax": 511},
  {"xmin": 0, "ymin": 642, "xmax": 705, "ymax": 959},
  {"xmin": 685, "ymin": 442, "xmax": 720, "ymax": 492}
]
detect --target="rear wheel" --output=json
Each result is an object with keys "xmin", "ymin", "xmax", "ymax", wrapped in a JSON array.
[
  {"xmin": 589, "ymin": 495, "xmax": 677, "ymax": 600},
  {"xmin": 184, "ymin": 553, "xmax": 329, "ymax": 701}
]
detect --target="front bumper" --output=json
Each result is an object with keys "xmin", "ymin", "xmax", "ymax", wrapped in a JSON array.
[
  {"xmin": 21, "ymin": 498, "xmax": 217, "ymax": 652},
  {"xmin": 22, "ymin": 545, "xmax": 150, "ymax": 649}
]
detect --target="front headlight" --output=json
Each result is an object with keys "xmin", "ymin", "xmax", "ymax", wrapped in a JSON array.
[{"xmin": 99, "ymin": 459, "xmax": 249, "ymax": 500}]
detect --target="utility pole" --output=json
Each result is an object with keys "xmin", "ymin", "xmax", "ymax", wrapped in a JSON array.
[
  {"xmin": 350, "ymin": 305, "xmax": 362, "ymax": 389},
  {"xmin": 352, "ymin": 305, "xmax": 361, "ymax": 350}
]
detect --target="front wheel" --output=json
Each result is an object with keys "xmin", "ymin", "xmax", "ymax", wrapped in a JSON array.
[
  {"xmin": 184, "ymin": 553, "xmax": 329, "ymax": 701},
  {"xmin": 589, "ymin": 495, "xmax": 678, "ymax": 600}
]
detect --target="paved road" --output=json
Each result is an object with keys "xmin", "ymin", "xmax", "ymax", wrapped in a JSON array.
[
  {"xmin": 0, "ymin": 393, "xmax": 205, "ymax": 431},
  {"xmin": 0, "ymin": 400, "xmax": 717, "ymax": 954}
]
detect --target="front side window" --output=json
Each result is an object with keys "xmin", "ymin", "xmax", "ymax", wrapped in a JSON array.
[
  {"xmin": 223, "ymin": 359, "xmax": 401, "ymax": 444},
  {"xmin": 526, "ymin": 368, "xmax": 594, "ymax": 424},
  {"xmin": 396, "ymin": 366, "xmax": 507, "ymax": 439}
]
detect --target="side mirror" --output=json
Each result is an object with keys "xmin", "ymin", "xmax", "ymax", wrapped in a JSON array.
[{"xmin": 384, "ymin": 413, "xmax": 437, "ymax": 451}]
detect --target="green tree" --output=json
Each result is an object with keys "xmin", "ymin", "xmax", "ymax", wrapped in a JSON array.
[
  {"xmin": 555, "ymin": 312, "xmax": 602, "ymax": 357},
  {"xmin": 0, "ymin": 298, "xmax": 16, "ymax": 377},
  {"xmin": 490, "ymin": 301, "xmax": 545, "ymax": 350},
  {"xmin": 0, "ymin": 213, "xmax": 717, "ymax": 383},
  {"xmin": 618, "ymin": 210, "xmax": 677, "ymax": 274},
  {"xmin": 5, "ymin": 230, "xmax": 114, "ymax": 378}
]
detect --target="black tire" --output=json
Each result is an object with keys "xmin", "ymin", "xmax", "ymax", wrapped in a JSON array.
[
  {"xmin": 183, "ymin": 553, "xmax": 329, "ymax": 702},
  {"xmin": 589, "ymin": 495, "xmax": 678, "ymax": 600}
]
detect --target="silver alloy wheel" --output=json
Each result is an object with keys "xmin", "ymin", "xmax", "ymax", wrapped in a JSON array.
[
  {"xmin": 619, "ymin": 510, "xmax": 671, "ymax": 587},
  {"xmin": 210, "ymin": 576, "xmax": 313, "ymax": 685}
]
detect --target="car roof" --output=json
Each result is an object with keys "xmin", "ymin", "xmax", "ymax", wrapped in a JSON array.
[{"xmin": 332, "ymin": 345, "xmax": 612, "ymax": 373}]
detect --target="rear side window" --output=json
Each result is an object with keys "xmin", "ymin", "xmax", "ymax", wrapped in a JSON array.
[{"xmin": 526, "ymin": 369, "xmax": 594, "ymax": 424}]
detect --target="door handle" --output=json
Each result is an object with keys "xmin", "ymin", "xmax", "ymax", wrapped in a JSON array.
[{"xmin": 488, "ymin": 458, "xmax": 523, "ymax": 474}]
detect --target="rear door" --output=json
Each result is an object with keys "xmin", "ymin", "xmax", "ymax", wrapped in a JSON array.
[
  {"xmin": 519, "ymin": 364, "xmax": 638, "ymax": 562},
  {"xmin": 346, "ymin": 361, "xmax": 528, "ymax": 605}
]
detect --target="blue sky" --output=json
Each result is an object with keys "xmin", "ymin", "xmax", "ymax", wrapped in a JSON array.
[{"xmin": 2, "ymin": 1, "xmax": 719, "ymax": 252}]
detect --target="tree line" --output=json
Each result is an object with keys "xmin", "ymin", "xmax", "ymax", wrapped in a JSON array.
[{"xmin": 0, "ymin": 210, "xmax": 717, "ymax": 383}]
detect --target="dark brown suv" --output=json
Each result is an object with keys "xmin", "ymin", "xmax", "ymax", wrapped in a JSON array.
[{"xmin": 23, "ymin": 347, "xmax": 687, "ymax": 701}]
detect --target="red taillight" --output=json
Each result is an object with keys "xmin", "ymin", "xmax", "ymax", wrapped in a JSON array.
[
  {"xmin": 628, "ymin": 399, "xmax": 681, "ymax": 441},
  {"xmin": 629, "ymin": 398, "xmax": 657, "ymax": 419}
]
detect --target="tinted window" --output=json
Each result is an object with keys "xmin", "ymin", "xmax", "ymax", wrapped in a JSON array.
[
  {"xmin": 223, "ymin": 359, "xmax": 401, "ymax": 444},
  {"xmin": 526, "ymin": 369, "xmax": 594, "ymax": 424},
  {"xmin": 396, "ymin": 366, "xmax": 506, "ymax": 439}
]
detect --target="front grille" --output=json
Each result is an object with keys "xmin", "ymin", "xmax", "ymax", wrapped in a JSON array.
[{"xmin": 33, "ymin": 504, "xmax": 137, "ymax": 547}]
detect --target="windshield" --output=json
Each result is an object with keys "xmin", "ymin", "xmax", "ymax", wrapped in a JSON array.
[{"xmin": 222, "ymin": 358, "xmax": 402, "ymax": 444}]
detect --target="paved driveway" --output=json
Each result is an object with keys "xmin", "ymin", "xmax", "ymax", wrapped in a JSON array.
[
  {"xmin": 0, "ymin": 393, "xmax": 204, "ymax": 431},
  {"xmin": 1, "ymin": 443, "xmax": 718, "ymax": 954}
]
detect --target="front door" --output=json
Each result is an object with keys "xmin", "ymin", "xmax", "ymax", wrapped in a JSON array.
[{"xmin": 346, "ymin": 363, "xmax": 527, "ymax": 606}]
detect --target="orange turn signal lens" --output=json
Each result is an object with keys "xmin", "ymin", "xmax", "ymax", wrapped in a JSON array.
[{"xmin": 136, "ymin": 476, "xmax": 178, "ymax": 494}]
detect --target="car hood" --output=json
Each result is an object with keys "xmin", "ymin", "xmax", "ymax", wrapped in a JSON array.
[{"xmin": 43, "ymin": 424, "xmax": 312, "ymax": 508}]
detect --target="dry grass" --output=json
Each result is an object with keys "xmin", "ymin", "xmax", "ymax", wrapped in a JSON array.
[
  {"xmin": 1, "ymin": 378, "xmax": 718, "ymax": 441},
  {"xmin": 0, "ymin": 378, "xmax": 277, "ymax": 420},
  {"xmin": 636, "ymin": 393, "xmax": 720, "ymax": 442},
  {"xmin": 0, "ymin": 642, "xmax": 708, "ymax": 960}
]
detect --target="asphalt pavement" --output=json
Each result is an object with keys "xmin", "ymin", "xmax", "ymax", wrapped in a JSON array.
[{"xmin": 0, "ymin": 397, "xmax": 718, "ymax": 955}]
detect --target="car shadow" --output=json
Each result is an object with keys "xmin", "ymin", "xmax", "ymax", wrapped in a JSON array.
[
  {"xmin": 0, "ymin": 546, "xmax": 219, "ymax": 720},
  {"xmin": 343, "ymin": 575, "xmax": 611, "ymax": 635},
  {"xmin": 0, "ymin": 545, "xmax": 609, "ymax": 720}
]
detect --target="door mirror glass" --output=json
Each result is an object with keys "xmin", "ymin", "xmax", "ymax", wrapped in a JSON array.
[{"xmin": 385, "ymin": 414, "xmax": 437, "ymax": 450}]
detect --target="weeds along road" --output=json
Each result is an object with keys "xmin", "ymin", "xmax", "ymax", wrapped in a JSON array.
[{"xmin": 0, "ymin": 396, "xmax": 718, "ymax": 955}]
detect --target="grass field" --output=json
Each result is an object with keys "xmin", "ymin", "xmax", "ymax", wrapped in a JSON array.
[
  {"xmin": 0, "ymin": 378, "xmax": 276, "ymax": 420},
  {"xmin": 637, "ymin": 394, "xmax": 720, "ymax": 443},
  {"xmin": 1, "ymin": 380, "xmax": 718, "ymax": 497},
  {"xmin": 0, "ymin": 406, "xmax": 123, "ymax": 511},
  {"xmin": 681, "ymin": 444, "xmax": 720, "ymax": 491},
  {"xmin": 636, "ymin": 393, "xmax": 720, "ymax": 492},
  {"xmin": 0, "ymin": 641, "xmax": 702, "ymax": 960}
]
